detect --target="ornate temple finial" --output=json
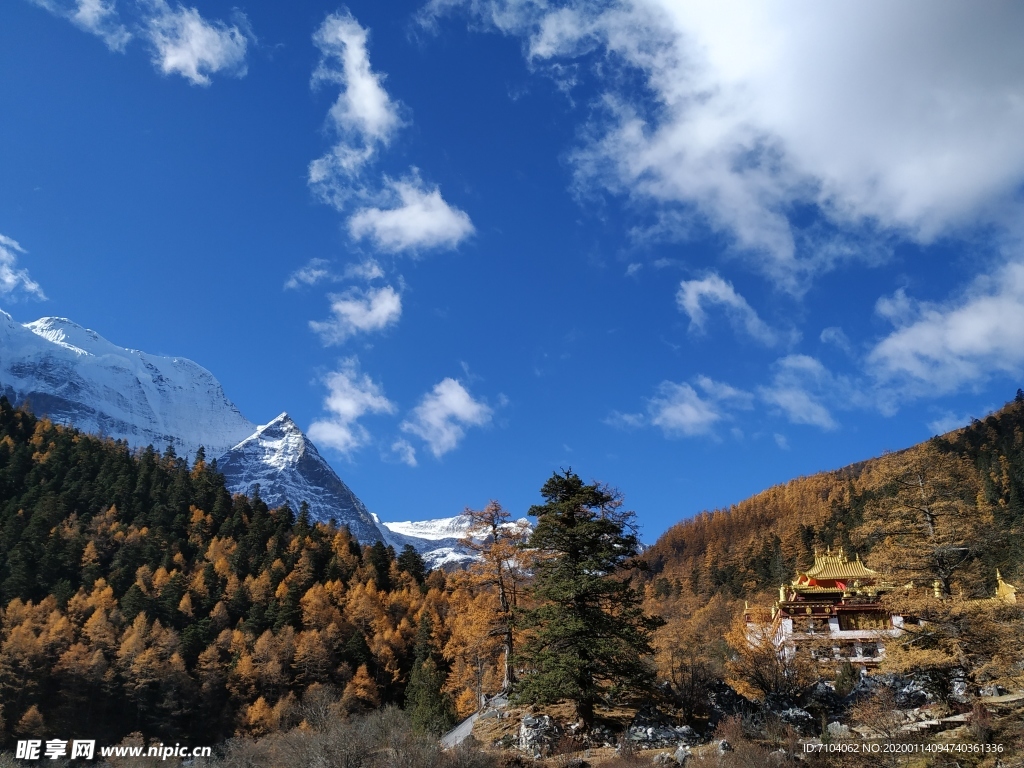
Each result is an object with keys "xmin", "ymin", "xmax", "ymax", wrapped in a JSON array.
[{"xmin": 996, "ymin": 570, "xmax": 1018, "ymax": 604}]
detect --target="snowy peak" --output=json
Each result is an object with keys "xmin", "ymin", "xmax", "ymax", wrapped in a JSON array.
[
  {"xmin": 0, "ymin": 310, "xmax": 255, "ymax": 458},
  {"xmin": 383, "ymin": 514, "xmax": 473, "ymax": 541},
  {"xmin": 376, "ymin": 513, "xmax": 477, "ymax": 570},
  {"xmin": 257, "ymin": 412, "xmax": 302, "ymax": 436},
  {"xmin": 376, "ymin": 513, "xmax": 533, "ymax": 570},
  {"xmin": 218, "ymin": 415, "xmax": 384, "ymax": 545},
  {"xmin": 0, "ymin": 308, "xmax": 504, "ymax": 565},
  {"xmin": 235, "ymin": 413, "xmax": 307, "ymax": 469},
  {"xmin": 26, "ymin": 316, "xmax": 125, "ymax": 357}
]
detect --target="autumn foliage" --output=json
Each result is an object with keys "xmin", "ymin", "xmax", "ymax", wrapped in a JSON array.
[
  {"xmin": 0, "ymin": 398, "xmax": 450, "ymax": 747},
  {"xmin": 3, "ymin": 390, "xmax": 1024, "ymax": 751}
]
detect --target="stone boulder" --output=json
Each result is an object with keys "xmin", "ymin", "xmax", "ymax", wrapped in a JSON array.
[
  {"xmin": 896, "ymin": 680, "xmax": 931, "ymax": 709},
  {"xmin": 652, "ymin": 745, "xmax": 692, "ymax": 765},
  {"xmin": 775, "ymin": 707, "xmax": 817, "ymax": 735},
  {"xmin": 826, "ymin": 721, "xmax": 851, "ymax": 739},
  {"xmin": 518, "ymin": 714, "xmax": 560, "ymax": 756},
  {"xmin": 627, "ymin": 708, "xmax": 703, "ymax": 749},
  {"xmin": 802, "ymin": 681, "xmax": 843, "ymax": 718}
]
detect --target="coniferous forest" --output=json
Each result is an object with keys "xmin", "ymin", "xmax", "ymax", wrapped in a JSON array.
[
  {"xmin": 0, "ymin": 396, "xmax": 456, "ymax": 746},
  {"xmin": 1, "ymin": 393, "xmax": 1023, "ymax": 765}
]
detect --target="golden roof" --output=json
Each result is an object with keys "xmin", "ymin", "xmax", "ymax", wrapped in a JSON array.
[
  {"xmin": 996, "ymin": 570, "xmax": 1017, "ymax": 604},
  {"xmin": 799, "ymin": 547, "xmax": 879, "ymax": 582}
]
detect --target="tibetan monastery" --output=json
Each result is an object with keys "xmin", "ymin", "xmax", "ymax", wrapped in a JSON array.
[
  {"xmin": 748, "ymin": 547, "xmax": 902, "ymax": 671},
  {"xmin": 746, "ymin": 549, "xmax": 1021, "ymax": 674}
]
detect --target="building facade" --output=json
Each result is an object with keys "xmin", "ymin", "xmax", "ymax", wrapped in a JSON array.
[{"xmin": 747, "ymin": 548, "xmax": 901, "ymax": 671}]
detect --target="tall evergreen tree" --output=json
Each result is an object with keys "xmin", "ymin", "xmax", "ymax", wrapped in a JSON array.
[
  {"xmin": 404, "ymin": 614, "xmax": 456, "ymax": 735},
  {"xmin": 516, "ymin": 470, "xmax": 663, "ymax": 730},
  {"xmin": 397, "ymin": 544, "xmax": 426, "ymax": 586}
]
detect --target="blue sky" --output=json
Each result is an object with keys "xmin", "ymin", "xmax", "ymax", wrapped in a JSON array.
[{"xmin": 2, "ymin": 0, "xmax": 1024, "ymax": 540}]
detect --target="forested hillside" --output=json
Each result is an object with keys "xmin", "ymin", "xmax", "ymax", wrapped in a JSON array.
[
  {"xmin": 0, "ymin": 398, "xmax": 452, "ymax": 747},
  {"xmin": 643, "ymin": 391, "xmax": 1024, "ymax": 614},
  {"xmin": 3, "ymin": 391, "xmax": 1023, "ymax": 758},
  {"xmin": 640, "ymin": 395, "xmax": 1024, "ymax": 758}
]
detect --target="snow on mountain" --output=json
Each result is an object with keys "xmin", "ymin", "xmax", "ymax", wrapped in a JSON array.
[
  {"xmin": 383, "ymin": 514, "xmax": 474, "ymax": 541},
  {"xmin": 375, "ymin": 513, "xmax": 533, "ymax": 570},
  {"xmin": 0, "ymin": 311, "xmax": 255, "ymax": 458},
  {"xmin": 0, "ymin": 308, "xmax": 500, "ymax": 566},
  {"xmin": 217, "ymin": 414, "xmax": 384, "ymax": 545},
  {"xmin": 375, "ymin": 513, "xmax": 478, "ymax": 569}
]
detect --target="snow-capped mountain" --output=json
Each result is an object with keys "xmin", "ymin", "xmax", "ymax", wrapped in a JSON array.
[
  {"xmin": 0, "ymin": 311, "xmax": 255, "ymax": 458},
  {"xmin": 375, "ymin": 513, "xmax": 533, "ymax": 570},
  {"xmin": 217, "ymin": 413, "xmax": 383, "ymax": 545},
  {"xmin": 376, "ymin": 514, "xmax": 478, "ymax": 569},
  {"xmin": 0, "ymin": 309, "xmax": 475, "ymax": 564}
]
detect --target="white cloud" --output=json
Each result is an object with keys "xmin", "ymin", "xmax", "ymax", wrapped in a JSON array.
[
  {"xmin": 309, "ymin": 285, "xmax": 402, "ymax": 344},
  {"xmin": 819, "ymin": 326, "xmax": 852, "ymax": 354},
  {"xmin": 677, "ymin": 273, "xmax": 779, "ymax": 345},
  {"xmin": 27, "ymin": 0, "xmax": 248, "ymax": 83},
  {"xmin": 620, "ymin": 375, "xmax": 752, "ymax": 438},
  {"xmin": 758, "ymin": 355, "xmax": 839, "ymax": 430},
  {"xmin": 29, "ymin": 0, "xmax": 131, "ymax": 51},
  {"xmin": 308, "ymin": 357, "xmax": 396, "ymax": 455},
  {"xmin": 927, "ymin": 410, "xmax": 978, "ymax": 437},
  {"xmin": 401, "ymin": 378, "xmax": 492, "ymax": 458},
  {"xmin": 647, "ymin": 382, "xmax": 722, "ymax": 437},
  {"xmin": 390, "ymin": 438, "xmax": 418, "ymax": 467},
  {"xmin": 428, "ymin": 1, "xmax": 1024, "ymax": 288},
  {"xmin": 143, "ymin": 0, "xmax": 249, "ymax": 86},
  {"xmin": 285, "ymin": 258, "xmax": 333, "ymax": 290},
  {"xmin": 349, "ymin": 174, "xmax": 474, "ymax": 253},
  {"xmin": 344, "ymin": 259, "xmax": 385, "ymax": 281},
  {"xmin": 308, "ymin": 10, "xmax": 402, "ymax": 203},
  {"xmin": 306, "ymin": 11, "xmax": 473, "ymax": 257},
  {"xmin": 286, "ymin": 259, "xmax": 386, "ymax": 290},
  {"xmin": 314, "ymin": 11, "xmax": 401, "ymax": 148},
  {"xmin": 0, "ymin": 234, "xmax": 46, "ymax": 300},
  {"xmin": 868, "ymin": 261, "xmax": 1024, "ymax": 395},
  {"xmin": 694, "ymin": 375, "xmax": 754, "ymax": 409},
  {"xmin": 773, "ymin": 433, "xmax": 790, "ymax": 450},
  {"xmin": 604, "ymin": 410, "xmax": 645, "ymax": 430}
]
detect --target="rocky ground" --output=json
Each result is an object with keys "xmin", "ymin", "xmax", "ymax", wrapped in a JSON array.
[{"xmin": 442, "ymin": 678, "xmax": 1024, "ymax": 767}]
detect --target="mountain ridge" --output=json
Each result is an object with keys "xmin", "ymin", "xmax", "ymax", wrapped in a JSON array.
[
  {"xmin": 0, "ymin": 310, "xmax": 256, "ymax": 459},
  {"xmin": 642, "ymin": 393, "xmax": 1024, "ymax": 607},
  {"xmin": 0, "ymin": 308, "xmax": 465, "ymax": 561},
  {"xmin": 216, "ymin": 412, "xmax": 384, "ymax": 545}
]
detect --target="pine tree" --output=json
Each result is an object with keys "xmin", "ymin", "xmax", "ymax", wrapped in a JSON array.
[
  {"xmin": 397, "ymin": 545, "xmax": 427, "ymax": 586},
  {"xmin": 405, "ymin": 614, "xmax": 457, "ymax": 735},
  {"xmin": 367, "ymin": 541, "xmax": 394, "ymax": 592},
  {"xmin": 515, "ymin": 470, "xmax": 663, "ymax": 730},
  {"xmin": 406, "ymin": 657, "xmax": 457, "ymax": 734}
]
